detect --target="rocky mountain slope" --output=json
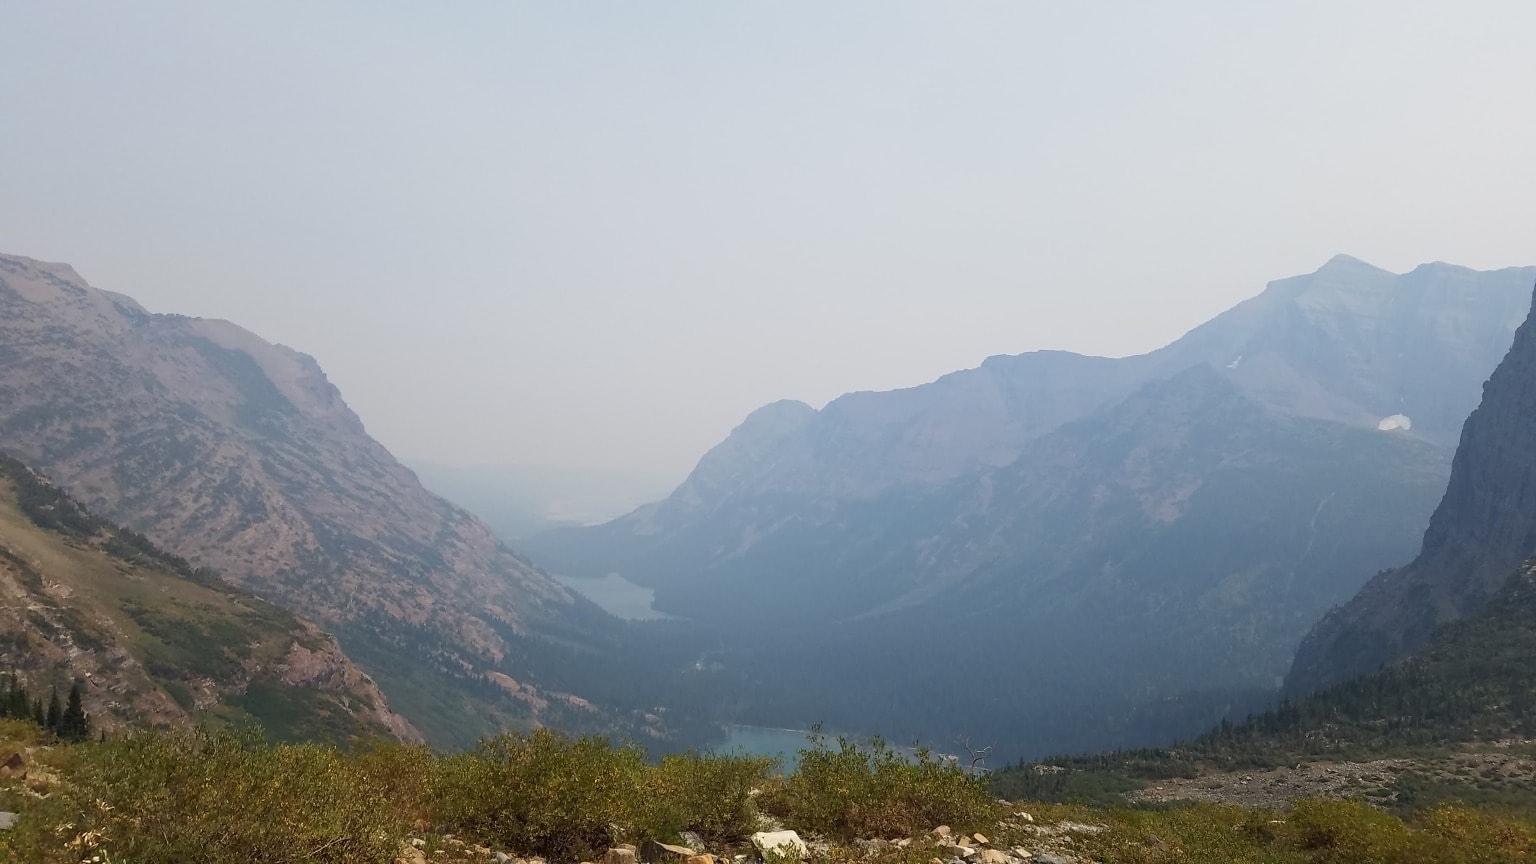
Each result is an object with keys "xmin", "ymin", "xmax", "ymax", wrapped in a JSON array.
[
  {"xmin": 0, "ymin": 253, "xmax": 641, "ymax": 746},
  {"xmin": 528, "ymin": 256, "xmax": 1536, "ymax": 755},
  {"xmin": 1288, "ymin": 279, "xmax": 1536, "ymax": 695},
  {"xmin": 0, "ymin": 453, "xmax": 417, "ymax": 742}
]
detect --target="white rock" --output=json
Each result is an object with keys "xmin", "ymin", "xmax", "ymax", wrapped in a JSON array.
[{"xmin": 752, "ymin": 831, "xmax": 808, "ymax": 860}]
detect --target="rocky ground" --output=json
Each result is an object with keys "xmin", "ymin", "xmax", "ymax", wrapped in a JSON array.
[
  {"xmin": 391, "ymin": 812, "xmax": 1108, "ymax": 864},
  {"xmin": 1129, "ymin": 747, "xmax": 1536, "ymax": 810}
]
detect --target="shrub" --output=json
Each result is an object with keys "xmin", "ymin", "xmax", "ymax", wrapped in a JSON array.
[
  {"xmin": 431, "ymin": 729, "xmax": 650, "ymax": 860},
  {"xmin": 643, "ymin": 751, "xmax": 776, "ymax": 844},
  {"xmin": 762, "ymin": 733, "xmax": 998, "ymax": 838},
  {"xmin": 2, "ymin": 726, "xmax": 407, "ymax": 863}
]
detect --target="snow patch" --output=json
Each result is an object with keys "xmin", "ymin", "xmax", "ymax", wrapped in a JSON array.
[
  {"xmin": 1226, "ymin": 355, "xmax": 1243, "ymax": 369},
  {"xmin": 1378, "ymin": 414, "xmax": 1412, "ymax": 432}
]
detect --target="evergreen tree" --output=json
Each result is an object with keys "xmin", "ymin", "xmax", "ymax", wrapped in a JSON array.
[
  {"xmin": 45, "ymin": 687, "xmax": 61, "ymax": 731},
  {"xmin": 59, "ymin": 680, "xmax": 90, "ymax": 742},
  {"xmin": 31, "ymin": 697, "xmax": 44, "ymax": 726}
]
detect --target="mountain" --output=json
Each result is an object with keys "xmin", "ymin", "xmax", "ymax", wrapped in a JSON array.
[
  {"xmin": 527, "ymin": 257, "xmax": 1536, "ymax": 756},
  {"xmin": 0, "ymin": 452, "xmax": 418, "ymax": 742},
  {"xmin": 990, "ymin": 559, "xmax": 1536, "ymax": 812},
  {"xmin": 409, "ymin": 461, "xmax": 674, "ymax": 541},
  {"xmin": 1287, "ymin": 279, "xmax": 1536, "ymax": 695},
  {"xmin": 0, "ymin": 253, "xmax": 652, "ymax": 747}
]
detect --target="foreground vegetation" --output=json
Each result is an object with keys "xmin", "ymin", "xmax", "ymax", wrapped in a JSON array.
[{"xmin": 2, "ymin": 719, "xmax": 1536, "ymax": 864}]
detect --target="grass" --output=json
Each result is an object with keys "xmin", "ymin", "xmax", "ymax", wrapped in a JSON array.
[{"xmin": 3, "ymin": 722, "xmax": 1536, "ymax": 864}]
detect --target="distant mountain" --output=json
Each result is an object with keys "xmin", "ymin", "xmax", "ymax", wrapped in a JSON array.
[
  {"xmin": 528, "ymin": 257, "xmax": 1536, "ymax": 755},
  {"xmin": 0, "ymin": 453, "xmax": 418, "ymax": 742},
  {"xmin": 409, "ymin": 461, "xmax": 674, "ymax": 541},
  {"xmin": 0, "ymin": 253, "xmax": 655, "ymax": 747},
  {"xmin": 1288, "ymin": 279, "xmax": 1536, "ymax": 695}
]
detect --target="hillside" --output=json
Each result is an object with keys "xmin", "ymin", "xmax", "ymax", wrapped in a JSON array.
[
  {"xmin": 0, "ymin": 453, "xmax": 417, "ymax": 743},
  {"xmin": 1289, "ymin": 279, "xmax": 1536, "ymax": 694},
  {"xmin": 527, "ymin": 257, "xmax": 1533, "ymax": 756},
  {"xmin": 0, "ymin": 252, "xmax": 650, "ymax": 747},
  {"xmin": 991, "ymin": 557, "xmax": 1536, "ymax": 814}
]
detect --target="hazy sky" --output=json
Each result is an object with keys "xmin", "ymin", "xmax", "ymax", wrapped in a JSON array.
[{"xmin": 3, "ymin": 2, "xmax": 1534, "ymax": 483}]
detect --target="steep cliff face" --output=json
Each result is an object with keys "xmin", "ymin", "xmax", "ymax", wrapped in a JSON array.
[
  {"xmin": 1288, "ymin": 282, "xmax": 1536, "ymax": 695},
  {"xmin": 0, "ymin": 253, "xmax": 621, "ymax": 745}
]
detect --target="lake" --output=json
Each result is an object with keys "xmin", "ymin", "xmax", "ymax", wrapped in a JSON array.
[
  {"xmin": 552, "ymin": 572, "xmax": 673, "ymax": 620},
  {"xmin": 711, "ymin": 725, "xmax": 819, "ymax": 768}
]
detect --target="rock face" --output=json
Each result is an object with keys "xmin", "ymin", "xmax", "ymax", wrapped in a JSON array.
[
  {"xmin": 1287, "ymin": 280, "xmax": 1536, "ymax": 695},
  {"xmin": 0, "ymin": 453, "xmax": 419, "ymax": 742},
  {"xmin": 0, "ymin": 253, "xmax": 616, "ymax": 746},
  {"xmin": 527, "ymin": 256, "xmax": 1536, "ymax": 755}
]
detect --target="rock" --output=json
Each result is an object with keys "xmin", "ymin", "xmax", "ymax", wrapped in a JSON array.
[
  {"xmin": 396, "ymin": 845, "xmax": 428, "ymax": 864},
  {"xmin": 1014, "ymin": 812, "xmax": 1034, "ymax": 823},
  {"xmin": 605, "ymin": 847, "xmax": 640, "ymax": 864},
  {"xmin": 684, "ymin": 855, "xmax": 716, "ymax": 864},
  {"xmin": 1058, "ymin": 822, "xmax": 1105, "ymax": 835},
  {"xmin": 1034, "ymin": 856, "xmax": 1075, "ymax": 864},
  {"xmin": 752, "ymin": 830, "xmax": 808, "ymax": 860},
  {"xmin": 494, "ymin": 854, "xmax": 512, "ymax": 864},
  {"xmin": 1010, "ymin": 848, "xmax": 1032, "ymax": 860},
  {"xmin": 932, "ymin": 826, "xmax": 953, "ymax": 838},
  {"xmin": 972, "ymin": 833, "xmax": 989, "ymax": 845},
  {"xmin": 679, "ymin": 831, "xmax": 707, "ymax": 851},
  {"xmin": 975, "ymin": 850, "xmax": 1009, "ymax": 864},
  {"xmin": 0, "ymin": 812, "xmax": 17, "ymax": 831},
  {"xmin": 410, "ymin": 838, "xmax": 426, "ymax": 848},
  {"xmin": 644, "ymin": 842, "xmax": 699, "ymax": 862}
]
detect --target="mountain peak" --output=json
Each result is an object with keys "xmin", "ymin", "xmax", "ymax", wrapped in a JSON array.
[{"xmin": 1317, "ymin": 253, "xmax": 1385, "ymax": 273}]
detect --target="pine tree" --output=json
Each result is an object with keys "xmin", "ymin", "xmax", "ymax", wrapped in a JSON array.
[
  {"xmin": 45, "ymin": 687, "xmax": 61, "ymax": 731},
  {"xmin": 59, "ymin": 680, "xmax": 89, "ymax": 742},
  {"xmin": 31, "ymin": 697, "xmax": 44, "ymax": 726}
]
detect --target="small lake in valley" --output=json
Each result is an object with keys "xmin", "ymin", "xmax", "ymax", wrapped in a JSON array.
[
  {"xmin": 711, "ymin": 725, "xmax": 819, "ymax": 768},
  {"xmin": 551, "ymin": 572, "xmax": 673, "ymax": 620}
]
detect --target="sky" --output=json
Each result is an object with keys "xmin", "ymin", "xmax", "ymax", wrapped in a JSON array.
[{"xmin": 3, "ymin": 1, "xmax": 1535, "ymax": 485}]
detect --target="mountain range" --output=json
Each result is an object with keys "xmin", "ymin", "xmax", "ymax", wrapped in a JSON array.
[
  {"xmin": 0, "ymin": 253, "xmax": 662, "ymax": 747},
  {"xmin": 527, "ymin": 256, "xmax": 1536, "ymax": 755}
]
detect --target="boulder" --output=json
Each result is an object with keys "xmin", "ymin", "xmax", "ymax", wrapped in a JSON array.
[
  {"xmin": 605, "ymin": 846, "xmax": 639, "ymax": 864},
  {"xmin": 972, "ymin": 834, "xmax": 989, "ymax": 845},
  {"xmin": 975, "ymin": 850, "xmax": 1009, "ymax": 864},
  {"xmin": 644, "ymin": 841, "xmax": 700, "ymax": 862},
  {"xmin": 0, "ymin": 812, "xmax": 17, "ymax": 831},
  {"xmin": 752, "ymin": 830, "xmax": 808, "ymax": 860},
  {"xmin": 684, "ymin": 855, "xmax": 716, "ymax": 864},
  {"xmin": 932, "ymin": 826, "xmax": 953, "ymax": 839}
]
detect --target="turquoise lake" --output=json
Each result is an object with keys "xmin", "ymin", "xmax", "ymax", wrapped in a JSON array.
[{"xmin": 552, "ymin": 572, "xmax": 672, "ymax": 620}]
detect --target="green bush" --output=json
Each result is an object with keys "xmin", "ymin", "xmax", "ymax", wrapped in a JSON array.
[
  {"xmin": 761, "ymin": 733, "xmax": 998, "ymax": 838},
  {"xmin": 432, "ymin": 729, "xmax": 651, "ymax": 859},
  {"xmin": 644, "ymin": 750, "xmax": 777, "ymax": 844},
  {"xmin": 2, "ymin": 726, "xmax": 407, "ymax": 864}
]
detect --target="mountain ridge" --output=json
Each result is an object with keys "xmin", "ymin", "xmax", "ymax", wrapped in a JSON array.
[
  {"xmin": 0, "ymin": 252, "xmax": 641, "ymax": 747},
  {"xmin": 1287, "ymin": 278, "xmax": 1536, "ymax": 695}
]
